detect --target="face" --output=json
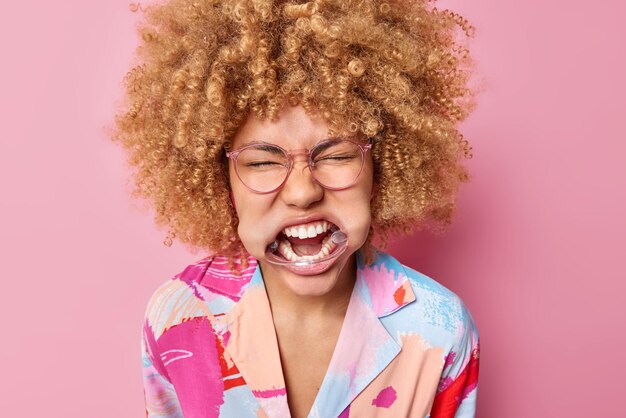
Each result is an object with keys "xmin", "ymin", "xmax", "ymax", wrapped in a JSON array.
[{"xmin": 228, "ymin": 105, "xmax": 374, "ymax": 297}]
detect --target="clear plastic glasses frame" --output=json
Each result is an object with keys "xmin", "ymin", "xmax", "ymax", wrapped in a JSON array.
[{"xmin": 226, "ymin": 138, "xmax": 372, "ymax": 194}]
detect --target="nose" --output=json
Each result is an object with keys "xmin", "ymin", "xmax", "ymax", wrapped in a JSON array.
[{"xmin": 279, "ymin": 159, "xmax": 324, "ymax": 208}]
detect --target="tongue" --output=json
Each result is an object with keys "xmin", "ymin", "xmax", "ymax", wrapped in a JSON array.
[
  {"xmin": 284, "ymin": 232, "xmax": 329, "ymax": 256},
  {"xmin": 287, "ymin": 235, "xmax": 325, "ymax": 245}
]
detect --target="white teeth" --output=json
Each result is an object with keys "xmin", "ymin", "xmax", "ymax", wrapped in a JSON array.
[
  {"xmin": 276, "ymin": 233, "xmax": 337, "ymax": 262},
  {"xmin": 279, "ymin": 241, "xmax": 297, "ymax": 260},
  {"xmin": 281, "ymin": 220, "xmax": 332, "ymax": 239}
]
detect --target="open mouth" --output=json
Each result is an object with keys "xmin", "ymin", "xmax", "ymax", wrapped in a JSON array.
[{"xmin": 265, "ymin": 220, "xmax": 348, "ymax": 267}]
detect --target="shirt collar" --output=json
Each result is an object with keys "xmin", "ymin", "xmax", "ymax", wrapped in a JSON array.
[
  {"xmin": 354, "ymin": 249, "xmax": 417, "ymax": 317},
  {"xmin": 184, "ymin": 249, "xmax": 417, "ymax": 417}
]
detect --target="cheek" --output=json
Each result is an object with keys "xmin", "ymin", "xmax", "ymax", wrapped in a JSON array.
[
  {"xmin": 231, "ymin": 192, "xmax": 274, "ymax": 254},
  {"xmin": 234, "ymin": 208, "xmax": 262, "ymax": 255},
  {"xmin": 357, "ymin": 172, "xmax": 375, "ymax": 237},
  {"xmin": 344, "ymin": 186, "xmax": 374, "ymax": 237},
  {"xmin": 227, "ymin": 166, "xmax": 238, "ymax": 211},
  {"xmin": 347, "ymin": 203, "xmax": 372, "ymax": 250},
  {"xmin": 370, "ymin": 180, "xmax": 379, "ymax": 201},
  {"xmin": 228, "ymin": 173, "xmax": 251, "ymax": 220}
]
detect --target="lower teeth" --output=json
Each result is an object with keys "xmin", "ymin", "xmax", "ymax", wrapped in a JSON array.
[{"xmin": 277, "ymin": 233, "xmax": 337, "ymax": 262}]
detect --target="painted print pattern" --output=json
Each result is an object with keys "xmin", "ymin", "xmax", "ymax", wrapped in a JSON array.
[{"xmin": 142, "ymin": 249, "xmax": 479, "ymax": 417}]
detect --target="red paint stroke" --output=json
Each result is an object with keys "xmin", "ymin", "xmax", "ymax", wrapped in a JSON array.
[
  {"xmin": 224, "ymin": 376, "xmax": 246, "ymax": 391},
  {"xmin": 393, "ymin": 285, "xmax": 406, "ymax": 306},
  {"xmin": 214, "ymin": 331, "xmax": 245, "ymax": 391},
  {"xmin": 430, "ymin": 345, "xmax": 480, "ymax": 418}
]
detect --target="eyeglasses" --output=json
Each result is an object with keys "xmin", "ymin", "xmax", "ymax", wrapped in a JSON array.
[{"xmin": 226, "ymin": 138, "xmax": 372, "ymax": 194}]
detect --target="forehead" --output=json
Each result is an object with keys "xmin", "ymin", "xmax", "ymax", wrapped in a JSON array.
[{"xmin": 231, "ymin": 105, "xmax": 332, "ymax": 150}]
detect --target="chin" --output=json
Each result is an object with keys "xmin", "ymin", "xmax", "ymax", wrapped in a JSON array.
[{"xmin": 280, "ymin": 270, "xmax": 343, "ymax": 297}]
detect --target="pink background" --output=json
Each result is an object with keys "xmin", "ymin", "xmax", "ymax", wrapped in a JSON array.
[{"xmin": 1, "ymin": 0, "xmax": 624, "ymax": 417}]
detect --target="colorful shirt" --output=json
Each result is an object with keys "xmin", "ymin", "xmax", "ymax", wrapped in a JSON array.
[{"xmin": 142, "ymin": 249, "xmax": 480, "ymax": 417}]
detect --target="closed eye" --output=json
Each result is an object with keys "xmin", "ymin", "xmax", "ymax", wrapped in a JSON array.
[
  {"xmin": 245, "ymin": 161, "xmax": 284, "ymax": 168},
  {"xmin": 316, "ymin": 153, "xmax": 357, "ymax": 162}
]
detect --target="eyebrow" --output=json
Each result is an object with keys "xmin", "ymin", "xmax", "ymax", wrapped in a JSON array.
[
  {"xmin": 312, "ymin": 139, "xmax": 341, "ymax": 154},
  {"xmin": 241, "ymin": 141, "xmax": 285, "ymax": 155},
  {"xmin": 239, "ymin": 137, "xmax": 347, "ymax": 152}
]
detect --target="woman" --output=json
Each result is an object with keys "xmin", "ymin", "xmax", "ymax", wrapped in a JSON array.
[{"xmin": 114, "ymin": 0, "xmax": 479, "ymax": 417}]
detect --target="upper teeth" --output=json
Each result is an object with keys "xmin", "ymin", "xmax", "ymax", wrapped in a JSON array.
[{"xmin": 283, "ymin": 221, "xmax": 330, "ymax": 239}]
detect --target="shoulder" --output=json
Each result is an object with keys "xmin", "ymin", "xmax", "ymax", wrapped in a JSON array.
[
  {"xmin": 373, "ymin": 250, "xmax": 478, "ymax": 347},
  {"xmin": 143, "ymin": 255, "xmax": 258, "ymax": 341}
]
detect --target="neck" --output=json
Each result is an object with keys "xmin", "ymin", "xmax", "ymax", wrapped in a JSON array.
[{"xmin": 259, "ymin": 255, "xmax": 357, "ymax": 321}]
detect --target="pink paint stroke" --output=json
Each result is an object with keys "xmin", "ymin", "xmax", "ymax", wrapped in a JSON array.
[
  {"xmin": 251, "ymin": 387, "xmax": 287, "ymax": 398},
  {"xmin": 338, "ymin": 405, "xmax": 351, "ymax": 417},
  {"xmin": 444, "ymin": 351, "xmax": 456, "ymax": 368},
  {"xmin": 372, "ymin": 386, "xmax": 397, "ymax": 408}
]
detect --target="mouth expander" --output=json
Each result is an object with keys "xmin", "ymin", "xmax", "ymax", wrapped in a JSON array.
[{"xmin": 264, "ymin": 228, "xmax": 348, "ymax": 267}]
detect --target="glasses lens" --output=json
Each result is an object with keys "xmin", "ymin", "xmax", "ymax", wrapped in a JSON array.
[
  {"xmin": 311, "ymin": 140, "xmax": 364, "ymax": 189},
  {"xmin": 235, "ymin": 145, "xmax": 289, "ymax": 192}
]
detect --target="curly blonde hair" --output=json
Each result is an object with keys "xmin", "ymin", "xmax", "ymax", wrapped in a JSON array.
[{"xmin": 113, "ymin": 0, "xmax": 475, "ymax": 262}]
